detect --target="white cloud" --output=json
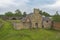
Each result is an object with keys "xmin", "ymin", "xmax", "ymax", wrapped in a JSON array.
[
  {"xmin": 0, "ymin": 0, "xmax": 14, "ymax": 7},
  {"xmin": 0, "ymin": 0, "xmax": 60, "ymax": 15},
  {"xmin": 0, "ymin": 0, "xmax": 30, "ymax": 14},
  {"xmin": 36, "ymin": 0, "xmax": 60, "ymax": 15},
  {"xmin": 0, "ymin": 0, "xmax": 29, "ymax": 7},
  {"xmin": 53, "ymin": 0, "xmax": 60, "ymax": 8},
  {"xmin": 43, "ymin": 0, "xmax": 60, "ymax": 9}
]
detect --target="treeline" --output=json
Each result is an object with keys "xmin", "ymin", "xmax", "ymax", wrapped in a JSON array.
[
  {"xmin": 39, "ymin": 10, "xmax": 51, "ymax": 17},
  {"xmin": 52, "ymin": 11, "xmax": 60, "ymax": 22},
  {"xmin": 4, "ymin": 9, "xmax": 27, "ymax": 17},
  {"xmin": 4, "ymin": 9, "xmax": 51, "ymax": 17},
  {"xmin": 1, "ymin": 9, "xmax": 60, "ymax": 22},
  {"xmin": 39, "ymin": 10, "xmax": 60, "ymax": 22}
]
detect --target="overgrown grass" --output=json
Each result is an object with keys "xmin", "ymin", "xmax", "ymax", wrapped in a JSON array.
[{"xmin": 0, "ymin": 20, "xmax": 60, "ymax": 40}]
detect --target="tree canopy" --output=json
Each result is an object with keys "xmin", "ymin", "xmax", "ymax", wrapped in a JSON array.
[
  {"xmin": 4, "ymin": 9, "xmax": 60, "ymax": 22},
  {"xmin": 39, "ymin": 10, "xmax": 51, "ymax": 17},
  {"xmin": 23, "ymin": 12, "xmax": 27, "ymax": 17},
  {"xmin": 52, "ymin": 11, "xmax": 60, "ymax": 22},
  {"xmin": 5, "ymin": 9, "xmax": 23, "ymax": 17},
  {"xmin": 5, "ymin": 12, "xmax": 13, "ymax": 17},
  {"xmin": 15, "ymin": 9, "xmax": 22, "ymax": 17}
]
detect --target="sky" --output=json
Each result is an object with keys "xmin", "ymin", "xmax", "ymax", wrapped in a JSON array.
[{"xmin": 0, "ymin": 0, "xmax": 60, "ymax": 15}]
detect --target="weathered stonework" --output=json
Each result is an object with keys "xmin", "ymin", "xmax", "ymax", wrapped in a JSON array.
[
  {"xmin": 53, "ymin": 22, "xmax": 60, "ymax": 30},
  {"xmin": 0, "ymin": 16, "xmax": 21, "ymax": 20},
  {"xmin": 12, "ymin": 8, "xmax": 42, "ymax": 30},
  {"xmin": 42, "ymin": 17, "xmax": 52, "ymax": 29},
  {"xmin": 30, "ymin": 9, "xmax": 42, "ymax": 28},
  {"xmin": 13, "ymin": 22, "xmax": 24, "ymax": 30},
  {"xmin": 12, "ymin": 8, "xmax": 52, "ymax": 30}
]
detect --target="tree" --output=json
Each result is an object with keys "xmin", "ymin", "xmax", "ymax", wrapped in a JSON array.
[
  {"xmin": 5, "ymin": 12, "xmax": 13, "ymax": 17},
  {"xmin": 52, "ymin": 11, "xmax": 60, "ymax": 22},
  {"xmin": 39, "ymin": 10, "xmax": 43, "ymax": 15},
  {"xmin": 15, "ymin": 9, "xmax": 22, "ymax": 17},
  {"xmin": 39, "ymin": 10, "xmax": 50, "ymax": 17},
  {"xmin": 42, "ymin": 12, "xmax": 51, "ymax": 17},
  {"xmin": 23, "ymin": 12, "xmax": 27, "ymax": 17}
]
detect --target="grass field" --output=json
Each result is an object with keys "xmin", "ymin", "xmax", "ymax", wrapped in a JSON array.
[{"xmin": 0, "ymin": 20, "xmax": 60, "ymax": 40}]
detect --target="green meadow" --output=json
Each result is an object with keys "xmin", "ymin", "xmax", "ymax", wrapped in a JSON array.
[{"xmin": 0, "ymin": 20, "xmax": 60, "ymax": 40}]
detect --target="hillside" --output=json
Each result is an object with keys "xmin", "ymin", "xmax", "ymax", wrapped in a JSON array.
[{"xmin": 0, "ymin": 20, "xmax": 60, "ymax": 40}]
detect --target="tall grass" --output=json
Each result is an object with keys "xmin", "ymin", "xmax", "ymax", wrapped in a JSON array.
[{"xmin": 0, "ymin": 20, "xmax": 60, "ymax": 40}]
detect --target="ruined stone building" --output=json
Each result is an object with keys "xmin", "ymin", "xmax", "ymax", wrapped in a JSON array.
[
  {"xmin": 13, "ymin": 8, "xmax": 52, "ymax": 30},
  {"xmin": 42, "ymin": 16, "xmax": 52, "ymax": 29},
  {"xmin": 21, "ymin": 8, "xmax": 42, "ymax": 29}
]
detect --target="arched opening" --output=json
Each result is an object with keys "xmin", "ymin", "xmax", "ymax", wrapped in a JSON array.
[
  {"xmin": 42, "ymin": 24, "xmax": 44, "ymax": 28},
  {"xmin": 12, "ymin": 18, "xmax": 16, "ymax": 20},
  {"xmin": 35, "ymin": 23, "xmax": 38, "ymax": 28}
]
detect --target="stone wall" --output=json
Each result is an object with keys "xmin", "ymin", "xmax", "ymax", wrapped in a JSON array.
[
  {"xmin": 43, "ymin": 21, "xmax": 52, "ymax": 29},
  {"xmin": 12, "ymin": 20, "xmax": 31, "ymax": 30},
  {"xmin": 53, "ymin": 22, "xmax": 60, "ymax": 30},
  {"xmin": 8, "ymin": 17, "xmax": 21, "ymax": 20},
  {"xmin": 12, "ymin": 22, "xmax": 24, "ymax": 30},
  {"xmin": 0, "ymin": 16, "xmax": 21, "ymax": 20}
]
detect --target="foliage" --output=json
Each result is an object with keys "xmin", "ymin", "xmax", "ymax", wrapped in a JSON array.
[
  {"xmin": 39, "ymin": 10, "xmax": 51, "ymax": 17},
  {"xmin": 5, "ymin": 9, "xmax": 23, "ymax": 17},
  {"xmin": 5, "ymin": 12, "xmax": 13, "ymax": 17},
  {"xmin": 0, "ymin": 19, "xmax": 3, "ymax": 23},
  {"xmin": 39, "ymin": 10, "xmax": 43, "ymax": 15},
  {"xmin": 4, "ymin": 9, "xmax": 51, "ymax": 17},
  {"xmin": 52, "ymin": 11, "xmax": 60, "ymax": 22},
  {"xmin": 23, "ymin": 12, "xmax": 27, "ymax": 17},
  {"xmin": 15, "ymin": 9, "xmax": 22, "ymax": 17},
  {"xmin": 42, "ymin": 12, "xmax": 51, "ymax": 17},
  {"xmin": 0, "ymin": 19, "xmax": 4, "ymax": 28}
]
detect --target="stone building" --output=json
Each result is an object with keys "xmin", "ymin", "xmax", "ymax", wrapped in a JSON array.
[
  {"xmin": 13, "ymin": 8, "xmax": 43, "ymax": 30},
  {"xmin": 12, "ymin": 8, "xmax": 53, "ymax": 30},
  {"xmin": 22, "ymin": 9, "xmax": 42, "ymax": 28},
  {"xmin": 42, "ymin": 16, "xmax": 52, "ymax": 29}
]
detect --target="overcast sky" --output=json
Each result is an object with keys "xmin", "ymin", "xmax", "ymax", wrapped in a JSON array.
[{"xmin": 0, "ymin": 0, "xmax": 60, "ymax": 15}]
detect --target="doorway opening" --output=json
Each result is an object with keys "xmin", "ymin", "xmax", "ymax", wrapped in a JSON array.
[{"xmin": 35, "ymin": 23, "xmax": 38, "ymax": 28}]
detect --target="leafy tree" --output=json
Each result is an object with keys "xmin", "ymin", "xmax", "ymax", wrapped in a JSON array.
[
  {"xmin": 39, "ymin": 10, "xmax": 50, "ymax": 17},
  {"xmin": 52, "ymin": 11, "xmax": 60, "ymax": 22},
  {"xmin": 15, "ymin": 9, "xmax": 22, "ymax": 17},
  {"xmin": 23, "ymin": 12, "xmax": 27, "ymax": 17},
  {"xmin": 5, "ymin": 12, "xmax": 13, "ymax": 17},
  {"xmin": 39, "ymin": 10, "xmax": 43, "ymax": 15},
  {"xmin": 42, "ymin": 12, "xmax": 51, "ymax": 17}
]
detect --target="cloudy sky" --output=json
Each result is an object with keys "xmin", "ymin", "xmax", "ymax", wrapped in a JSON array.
[{"xmin": 0, "ymin": 0, "xmax": 60, "ymax": 15}]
